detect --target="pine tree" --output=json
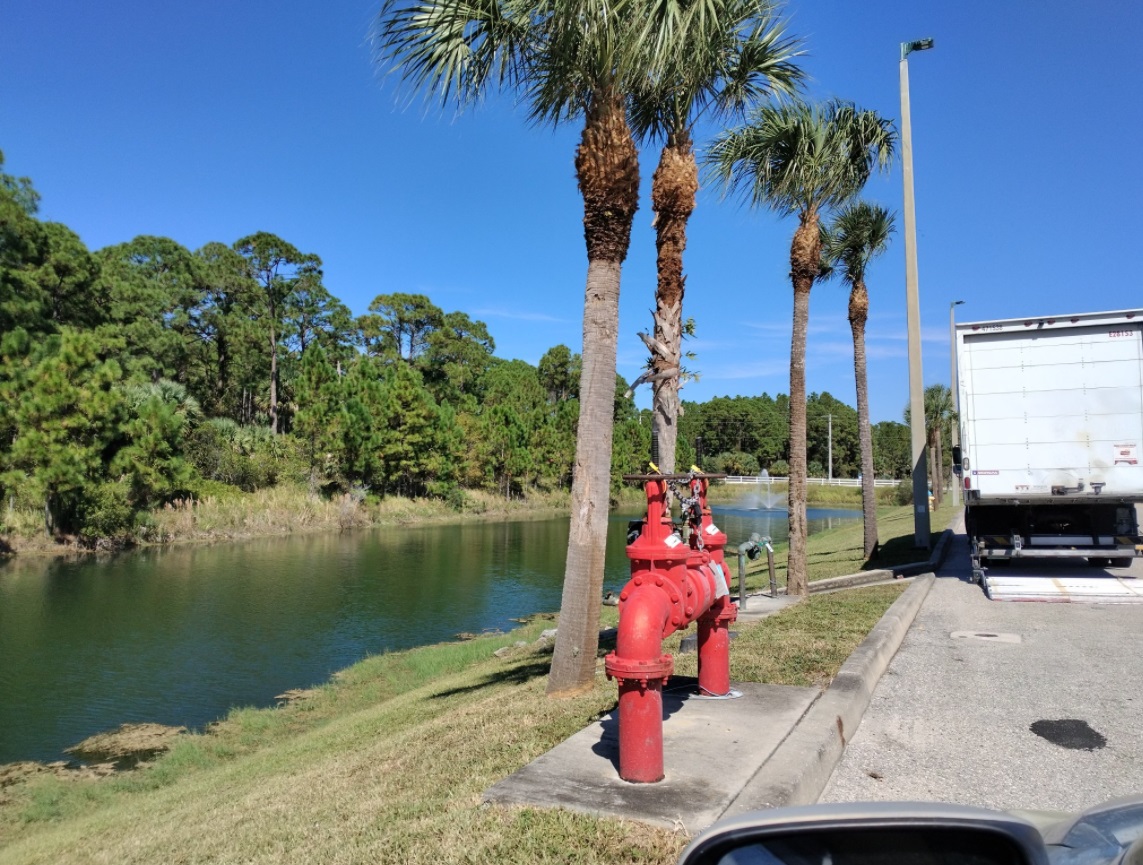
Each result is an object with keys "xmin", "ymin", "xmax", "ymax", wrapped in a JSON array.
[
  {"xmin": 0, "ymin": 328, "xmax": 127, "ymax": 534},
  {"xmin": 375, "ymin": 362, "xmax": 442, "ymax": 497},
  {"xmin": 294, "ymin": 344, "xmax": 346, "ymax": 487}
]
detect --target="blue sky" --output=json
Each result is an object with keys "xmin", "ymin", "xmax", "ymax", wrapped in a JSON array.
[{"xmin": 3, "ymin": 0, "xmax": 1140, "ymax": 423}]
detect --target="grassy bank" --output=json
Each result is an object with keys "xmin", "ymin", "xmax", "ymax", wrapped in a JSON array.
[
  {"xmin": 704, "ymin": 480, "xmax": 900, "ymax": 508},
  {"xmin": 0, "ymin": 581, "xmax": 906, "ymax": 863},
  {"xmin": 1, "ymin": 485, "xmax": 571, "ymax": 557},
  {"xmin": 731, "ymin": 502, "xmax": 957, "ymax": 592}
]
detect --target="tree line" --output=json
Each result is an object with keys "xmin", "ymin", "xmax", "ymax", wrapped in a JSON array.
[
  {"xmin": 679, "ymin": 392, "xmax": 911, "ymax": 480},
  {"xmin": 1, "ymin": 149, "xmax": 916, "ymax": 545}
]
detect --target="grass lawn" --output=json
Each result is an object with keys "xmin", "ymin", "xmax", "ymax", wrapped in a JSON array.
[
  {"xmin": 731, "ymin": 503, "xmax": 957, "ymax": 593},
  {"xmin": 0, "ymin": 583, "xmax": 906, "ymax": 864}
]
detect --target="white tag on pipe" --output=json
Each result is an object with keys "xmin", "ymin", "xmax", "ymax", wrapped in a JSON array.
[{"xmin": 712, "ymin": 562, "xmax": 729, "ymax": 599}]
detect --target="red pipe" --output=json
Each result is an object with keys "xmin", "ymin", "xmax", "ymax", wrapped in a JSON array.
[
  {"xmin": 695, "ymin": 483, "xmax": 737, "ymax": 695},
  {"xmin": 698, "ymin": 596, "xmax": 736, "ymax": 696},
  {"xmin": 606, "ymin": 584, "xmax": 674, "ymax": 782}
]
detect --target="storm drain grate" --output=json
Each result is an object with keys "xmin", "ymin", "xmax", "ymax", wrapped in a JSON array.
[{"xmin": 950, "ymin": 631, "xmax": 1022, "ymax": 643}]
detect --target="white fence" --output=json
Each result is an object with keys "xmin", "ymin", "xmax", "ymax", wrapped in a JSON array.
[{"xmin": 722, "ymin": 475, "xmax": 899, "ymax": 488}]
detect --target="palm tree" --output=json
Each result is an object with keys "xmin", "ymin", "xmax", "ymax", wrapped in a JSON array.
[
  {"xmin": 923, "ymin": 383, "xmax": 955, "ymax": 509},
  {"xmin": 820, "ymin": 201, "xmax": 896, "ymax": 559},
  {"xmin": 375, "ymin": 0, "xmax": 687, "ymax": 694},
  {"xmin": 707, "ymin": 100, "xmax": 896, "ymax": 595},
  {"xmin": 625, "ymin": 2, "xmax": 803, "ymax": 472}
]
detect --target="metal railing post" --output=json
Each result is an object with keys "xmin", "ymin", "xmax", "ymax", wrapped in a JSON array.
[
  {"xmin": 766, "ymin": 541, "xmax": 777, "ymax": 597},
  {"xmin": 737, "ymin": 548, "xmax": 748, "ymax": 611}
]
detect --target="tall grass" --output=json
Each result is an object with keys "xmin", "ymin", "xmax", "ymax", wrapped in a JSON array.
[{"xmin": 1, "ymin": 486, "xmax": 572, "ymax": 556}]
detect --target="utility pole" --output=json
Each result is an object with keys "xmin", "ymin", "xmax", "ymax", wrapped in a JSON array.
[{"xmin": 901, "ymin": 36, "xmax": 935, "ymax": 548}]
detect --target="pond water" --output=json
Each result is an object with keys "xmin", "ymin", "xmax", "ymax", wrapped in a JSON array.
[{"xmin": 0, "ymin": 503, "xmax": 859, "ymax": 764}]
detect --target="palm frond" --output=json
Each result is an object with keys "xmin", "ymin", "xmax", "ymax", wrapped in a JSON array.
[
  {"xmin": 820, "ymin": 200, "xmax": 896, "ymax": 286},
  {"xmin": 372, "ymin": 0, "xmax": 534, "ymax": 107},
  {"xmin": 704, "ymin": 98, "xmax": 897, "ymax": 218},
  {"xmin": 628, "ymin": 0, "xmax": 804, "ymax": 144}
]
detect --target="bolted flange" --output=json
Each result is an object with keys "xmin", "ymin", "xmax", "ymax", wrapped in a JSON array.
[{"xmin": 604, "ymin": 652, "xmax": 673, "ymax": 687}]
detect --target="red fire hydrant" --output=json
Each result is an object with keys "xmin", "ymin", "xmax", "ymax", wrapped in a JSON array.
[{"xmin": 604, "ymin": 472, "xmax": 737, "ymax": 783}]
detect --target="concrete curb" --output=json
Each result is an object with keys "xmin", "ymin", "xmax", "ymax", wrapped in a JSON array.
[
  {"xmin": 720, "ymin": 573, "xmax": 935, "ymax": 816},
  {"xmin": 807, "ymin": 527, "xmax": 954, "ymax": 594}
]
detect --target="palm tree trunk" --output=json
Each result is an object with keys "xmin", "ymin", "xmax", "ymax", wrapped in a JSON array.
[
  {"xmin": 933, "ymin": 429, "xmax": 943, "ymax": 509},
  {"xmin": 926, "ymin": 428, "xmax": 938, "ymax": 509},
  {"xmin": 786, "ymin": 212, "xmax": 819, "ymax": 597},
  {"xmin": 548, "ymin": 95, "xmax": 639, "ymax": 697},
  {"xmin": 649, "ymin": 135, "xmax": 697, "ymax": 473},
  {"xmin": 849, "ymin": 282, "xmax": 878, "ymax": 559}
]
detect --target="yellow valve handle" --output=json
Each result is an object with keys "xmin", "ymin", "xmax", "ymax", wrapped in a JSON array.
[
  {"xmin": 690, "ymin": 465, "xmax": 702, "ymax": 473},
  {"xmin": 648, "ymin": 462, "xmax": 660, "ymax": 473}
]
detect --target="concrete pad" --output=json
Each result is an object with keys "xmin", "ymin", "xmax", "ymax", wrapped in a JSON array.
[
  {"xmin": 734, "ymin": 593, "xmax": 800, "ymax": 622},
  {"xmin": 483, "ymin": 677, "xmax": 819, "ymax": 833}
]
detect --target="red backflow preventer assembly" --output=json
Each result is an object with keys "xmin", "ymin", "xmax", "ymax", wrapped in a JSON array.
[{"xmin": 604, "ymin": 471, "xmax": 737, "ymax": 783}]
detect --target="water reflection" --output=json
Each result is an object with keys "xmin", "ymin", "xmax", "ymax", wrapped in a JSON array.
[
  {"xmin": 0, "ymin": 505, "xmax": 857, "ymax": 763},
  {"xmin": 710, "ymin": 506, "xmax": 863, "ymax": 543}
]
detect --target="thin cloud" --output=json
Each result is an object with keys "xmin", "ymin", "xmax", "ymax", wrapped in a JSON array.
[
  {"xmin": 740, "ymin": 319, "xmax": 842, "ymax": 336},
  {"xmin": 702, "ymin": 359, "xmax": 790, "ymax": 380},
  {"xmin": 473, "ymin": 307, "xmax": 567, "ymax": 323},
  {"xmin": 865, "ymin": 343, "xmax": 909, "ymax": 359},
  {"xmin": 866, "ymin": 326, "xmax": 949, "ymax": 343},
  {"xmin": 809, "ymin": 340, "xmax": 858, "ymax": 359}
]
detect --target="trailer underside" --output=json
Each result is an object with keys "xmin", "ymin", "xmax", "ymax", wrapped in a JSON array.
[{"xmin": 966, "ymin": 500, "xmax": 1143, "ymax": 585}]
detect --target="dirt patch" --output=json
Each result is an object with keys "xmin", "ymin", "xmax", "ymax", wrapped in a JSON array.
[
  {"xmin": 0, "ymin": 759, "xmax": 119, "ymax": 792},
  {"xmin": 274, "ymin": 688, "xmax": 319, "ymax": 706},
  {"xmin": 65, "ymin": 722, "xmax": 188, "ymax": 768}
]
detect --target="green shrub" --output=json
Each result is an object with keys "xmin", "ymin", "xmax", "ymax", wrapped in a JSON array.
[
  {"xmin": 894, "ymin": 478, "xmax": 914, "ymax": 505},
  {"xmin": 709, "ymin": 451, "xmax": 760, "ymax": 476},
  {"xmin": 183, "ymin": 421, "xmax": 307, "ymax": 491},
  {"xmin": 78, "ymin": 481, "xmax": 136, "ymax": 543},
  {"xmin": 186, "ymin": 477, "xmax": 245, "ymax": 501}
]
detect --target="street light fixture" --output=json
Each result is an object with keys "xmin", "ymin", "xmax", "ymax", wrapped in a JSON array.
[
  {"xmin": 949, "ymin": 299, "xmax": 965, "ymax": 506},
  {"xmin": 900, "ymin": 36, "xmax": 934, "ymax": 548},
  {"xmin": 902, "ymin": 39, "xmax": 934, "ymax": 58}
]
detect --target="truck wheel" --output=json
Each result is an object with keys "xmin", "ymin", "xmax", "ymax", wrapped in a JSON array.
[
  {"xmin": 1087, "ymin": 557, "xmax": 1111, "ymax": 567},
  {"xmin": 1109, "ymin": 558, "xmax": 1134, "ymax": 569}
]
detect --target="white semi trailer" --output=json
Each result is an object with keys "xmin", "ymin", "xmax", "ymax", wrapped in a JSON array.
[{"xmin": 954, "ymin": 309, "xmax": 1143, "ymax": 587}]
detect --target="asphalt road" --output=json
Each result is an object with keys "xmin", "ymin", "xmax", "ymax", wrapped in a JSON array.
[{"xmin": 820, "ymin": 509, "xmax": 1143, "ymax": 813}]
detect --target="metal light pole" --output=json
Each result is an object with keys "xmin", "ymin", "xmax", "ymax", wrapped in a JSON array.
[
  {"xmin": 900, "ymin": 37, "xmax": 934, "ymax": 548},
  {"xmin": 949, "ymin": 299, "xmax": 965, "ymax": 506}
]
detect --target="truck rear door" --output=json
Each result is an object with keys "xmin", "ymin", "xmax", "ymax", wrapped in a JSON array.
[{"xmin": 960, "ymin": 321, "xmax": 1143, "ymax": 499}]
